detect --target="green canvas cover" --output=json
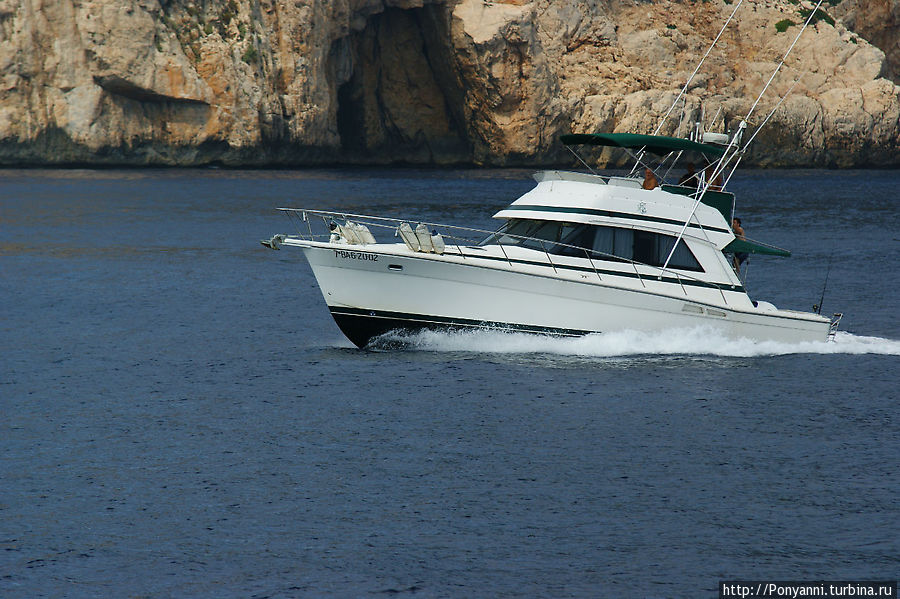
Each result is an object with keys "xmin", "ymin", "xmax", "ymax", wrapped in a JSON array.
[
  {"xmin": 561, "ymin": 133, "xmax": 726, "ymax": 157},
  {"xmin": 723, "ymin": 238, "xmax": 791, "ymax": 257}
]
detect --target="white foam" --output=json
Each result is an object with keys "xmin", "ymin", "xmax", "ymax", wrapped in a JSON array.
[{"xmin": 371, "ymin": 328, "xmax": 900, "ymax": 358}]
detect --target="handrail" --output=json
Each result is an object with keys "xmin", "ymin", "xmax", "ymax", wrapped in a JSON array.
[
  {"xmin": 278, "ymin": 208, "xmax": 737, "ymax": 296},
  {"xmin": 585, "ymin": 250, "xmax": 602, "ymax": 281}
]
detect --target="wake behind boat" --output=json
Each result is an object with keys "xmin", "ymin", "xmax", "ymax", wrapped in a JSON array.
[{"xmin": 261, "ymin": 133, "xmax": 841, "ymax": 348}]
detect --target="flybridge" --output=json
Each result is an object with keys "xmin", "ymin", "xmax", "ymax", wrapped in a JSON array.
[{"xmin": 513, "ymin": 169, "xmax": 738, "ymax": 238}]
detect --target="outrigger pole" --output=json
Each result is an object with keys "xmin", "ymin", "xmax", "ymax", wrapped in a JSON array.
[
  {"xmin": 720, "ymin": 72, "xmax": 806, "ymax": 189},
  {"xmin": 701, "ymin": 0, "xmax": 826, "ymax": 186},
  {"xmin": 716, "ymin": 0, "xmax": 825, "ymax": 187},
  {"xmin": 630, "ymin": 0, "xmax": 745, "ymax": 178},
  {"xmin": 652, "ymin": 0, "xmax": 745, "ymax": 138},
  {"xmin": 660, "ymin": 0, "xmax": 826, "ymax": 273}
]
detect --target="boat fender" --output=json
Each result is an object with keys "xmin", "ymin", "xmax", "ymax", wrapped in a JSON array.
[
  {"xmin": 398, "ymin": 222, "xmax": 421, "ymax": 251},
  {"xmin": 431, "ymin": 230, "xmax": 445, "ymax": 255},
  {"xmin": 339, "ymin": 221, "xmax": 363, "ymax": 244},
  {"xmin": 353, "ymin": 222, "xmax": 377, "ymax": 244},
  {"xmin": 415, "ymin": 224, "xmax": 434, "ymax": 253}
]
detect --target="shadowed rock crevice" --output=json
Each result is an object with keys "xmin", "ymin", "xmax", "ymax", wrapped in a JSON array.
[
  {"xmin": 332, "ymin": 6, "xmax": 471, "ymax": 164},
  {"xmin": 94, "ymin": 75, "xmax": 210, "ymax": 105}
]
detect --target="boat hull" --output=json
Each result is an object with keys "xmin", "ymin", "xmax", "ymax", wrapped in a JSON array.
[
  {"xmin": 295, "ymin": 243, "xmax": 831, "ymax": 348},
  {"xmin": 327, "ymin": 306, "xmax": 594, "ymax": 348}
]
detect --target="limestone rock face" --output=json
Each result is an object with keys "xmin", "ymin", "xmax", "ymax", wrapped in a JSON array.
[
  {"xmin": 0, "ymin": 0, "xmax": 897, "ymax": 166},
  {"xmin": 832, "ymin": 0, "xmax": 900, "ymax": 83}
]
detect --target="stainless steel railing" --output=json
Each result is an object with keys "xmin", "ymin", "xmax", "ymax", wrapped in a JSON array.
[{"xmin": 276, "ymin": 208, "xmax": 738, "ymax": 303}]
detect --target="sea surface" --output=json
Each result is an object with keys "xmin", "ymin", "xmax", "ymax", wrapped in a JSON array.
[{"xmin": 1, "ymin": 168, "xmax": 898, "ymax": 598}]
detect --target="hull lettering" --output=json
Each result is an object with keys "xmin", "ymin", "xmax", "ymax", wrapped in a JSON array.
[{"xmin": 334, "ymin": 249, "xmax": 379, "ymax": 262}]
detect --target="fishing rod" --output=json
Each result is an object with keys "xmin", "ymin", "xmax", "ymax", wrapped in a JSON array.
[
  {"xmin": 744, "ymin": 0, "xmax": 825, "ymax": 125},
  {"xmin": 814, "ymin": 250, "xmax": 834, "ymax": 314}
]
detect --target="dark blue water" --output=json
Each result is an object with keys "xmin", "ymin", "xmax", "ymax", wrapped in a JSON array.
[{"xmin": 2, "ymin": 169, "xmax": 898, "ymax": 598}]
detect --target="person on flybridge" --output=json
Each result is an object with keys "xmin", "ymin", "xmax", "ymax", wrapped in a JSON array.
[
  {"xmin": 642, "ymin": 168, "xmax": 658, "ymax": 190},
  {"xmin": 678, "ymin": 162, "xmax": 698, "ymax": 186}
]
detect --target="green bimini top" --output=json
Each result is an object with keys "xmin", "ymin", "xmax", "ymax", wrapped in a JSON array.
[{"xmin": 561, "ymin": 133, "xmax": 726, "ymax": 157}]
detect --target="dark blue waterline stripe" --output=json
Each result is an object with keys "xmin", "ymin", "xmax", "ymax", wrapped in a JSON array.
[
  {"xmin": 504, "ymin": 204, "xmax": 732, "ymax": 234},
  {"xmin": 329, "ymin": 307, "xmax": 593, "ymax": 337}
]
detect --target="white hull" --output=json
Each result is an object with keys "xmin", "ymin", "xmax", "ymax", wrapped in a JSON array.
[{"xmin": 292, "ymin": 240, "xmax": 831, "ymax": 347}]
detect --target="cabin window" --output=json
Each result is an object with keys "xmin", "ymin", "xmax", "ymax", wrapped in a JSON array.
[
  {"xmin": 604, "ymin": 227, "xmax": 701, "ymax": 271},
  {"xmin": 492, "ymin": 219, "xmax": 544, "ymax": 245},
  {"xmin": 487, "ymin": 219, "xmax": 703, "ymax": 272},
  {"xmin": 554, "ymin": 224, "xmax": 595, "ymax": 257},
  {"xmin": 491, "ymin": 219, "xmax": 578, "ymax": 251},
  {"xmin": 655, "ymin": 235, "xmax": 701, "ymax": 271},
  {"xmin": 521, "ymin": 221, "xmax": 566, "ymax": 251},
  {"xmin": 591, "ymin": 226, "xmax": 634, "ymax": 261}
]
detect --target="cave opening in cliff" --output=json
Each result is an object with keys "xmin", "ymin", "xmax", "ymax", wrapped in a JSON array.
[{"xmin": 332, "ymin": 5, "xmax": 469, "ymax": 163}]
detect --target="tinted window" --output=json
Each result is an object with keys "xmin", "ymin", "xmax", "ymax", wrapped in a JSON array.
[
  {"xmin": 487, "ymin": 219, "xmax": 702, "ymax": 271},
  {"xmin": 554, "ymin": 224, "xmax": 595, "ymax": 257},
  {"xmin": 656, "ymin": 235, "xmax": 700, "ymax": 271},
  {"xmin": 490, "ymin": 219, "xmax": 578, "ymax": 252}
]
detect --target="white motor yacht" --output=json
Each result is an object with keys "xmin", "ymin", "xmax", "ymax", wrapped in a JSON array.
[{"xmin": 261, "ymin": 133, "xmax": 842, "ymax": 348}]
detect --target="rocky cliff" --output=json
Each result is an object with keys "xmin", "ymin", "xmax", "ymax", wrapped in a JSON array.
[{"xmin": 0, "ymin": 0, "xmax": 897, "ymax": 167}]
